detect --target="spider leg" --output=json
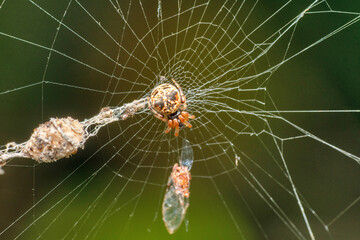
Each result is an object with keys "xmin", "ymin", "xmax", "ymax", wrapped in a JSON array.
[
  {"xmin": 164, "ymin": 120, "xmax": 173, "ymax": 134},
  {"xmin": 187, "ymin": 113, "xmax": 195, "ymax": 119},
  {"xmin": 178, "ymin": 112, "xmax": 193, "ymax": 128},
  {"xmin": 180, "ymin": 96, "xmax": 187, "ymax": 110},
  {"xmin": 154, "ymin": 113, "xmax": 167, "ymax": 122},
  {"xmin": 178, "ymin": 114, "xmax": 185, "ymax": 123},
  {"xmin": 183, "ymin": 120, "xmax": 192, "ymax": 128},
  {"xmin": 172, "ymin": 78, "xmax": 187, "ymax": 110},
  {"xmin": 173, "ymin": 119, "xmax": 180, "ymax": 137},
  {"xmin": 181, "ymin": 111, "xmax": 195, "ymax": 120},
  {"xmin": 181, "ymin": 111, "xmax": 189, "ymax": 119},
  {"xmin": 172, "ymin": 79, "xmax": 183, "ymax": 96}
]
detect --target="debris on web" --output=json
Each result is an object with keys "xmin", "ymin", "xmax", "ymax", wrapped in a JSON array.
[
  {"xmin": 162, "ymin": 139, "xmax": 193, "ymax": 234},
  {"xmin": 0, "ymin": 98, "xmax": 148, "ymax": 169},
  {"xmin": 25, "ymin": 117, "xmax": 85, "ymax": 163},
  {"xmin": 162, "ymin": 164, "xmax": 191, "ymax": 234}
]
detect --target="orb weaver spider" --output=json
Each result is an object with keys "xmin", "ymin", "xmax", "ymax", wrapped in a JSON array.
[{"xmin": 148, "ymin": 78, "xmax": 195, "ymax": 137}]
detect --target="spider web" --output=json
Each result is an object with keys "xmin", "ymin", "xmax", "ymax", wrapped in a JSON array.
[{"xmin": 0, "ymin": 0, "xmax": 359, "ymax": 239}]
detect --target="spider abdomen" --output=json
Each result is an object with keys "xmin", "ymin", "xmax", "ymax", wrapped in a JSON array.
[
  {"xmin": 148, "ymin": 78, "xmax": 194, "ymax": 137},
  {"xmin": 150, "ymin": 83, "xmax": 181, "ymax": 115}
]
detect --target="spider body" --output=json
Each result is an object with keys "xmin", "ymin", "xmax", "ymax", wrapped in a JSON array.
[
  {"xmin": 149, "ymin": 78, "xmax": 195, "ymax": 136},
  {"xmin": 150, "ymin": 83, "xmax": 181, "ymax": 114}
]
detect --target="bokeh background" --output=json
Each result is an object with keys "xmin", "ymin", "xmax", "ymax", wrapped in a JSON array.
[{"xmin": 0, "ymin": 0, "xmax": 359, "ymax": 239}]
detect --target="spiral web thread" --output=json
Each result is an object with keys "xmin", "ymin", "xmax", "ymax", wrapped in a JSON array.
[{"xmin": 0, "ymin": 0, "xmax": 359, "ymax": 239}]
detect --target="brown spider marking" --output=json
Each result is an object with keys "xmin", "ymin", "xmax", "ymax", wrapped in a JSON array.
[{"xmin": 148, "ymin": 78, "xmax": 195, "ymax": 137}]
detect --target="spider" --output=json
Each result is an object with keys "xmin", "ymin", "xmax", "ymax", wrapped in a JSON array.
[{"xmin": 148, "ymin": 78, "xmax": 195, "ymax": 137}]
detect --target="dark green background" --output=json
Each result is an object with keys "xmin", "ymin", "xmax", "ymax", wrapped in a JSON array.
[{"xmin": 0, "ymin": 1, "xmax": 359, "ymax": 239}]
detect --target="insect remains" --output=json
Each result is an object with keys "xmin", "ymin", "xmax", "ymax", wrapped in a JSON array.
[
  {"xmin": 162, "ymin": 139, "xmax": 194, "ymax": 234},
  {"xmin": 0, "ymin": 99, "xmax": 148, "ymax": 168},
  {"xmin": 0, "ymin": 117, "xmax": 85, "ymax": 164},
  {"xmin": 149, "ymin": 77, "xmax": 195, "ymax": 137}
]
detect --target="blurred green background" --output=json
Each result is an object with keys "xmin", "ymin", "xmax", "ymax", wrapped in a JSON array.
[{"xmin": 0, "ymin": 0, "xmax": 359, "ymax": 239}]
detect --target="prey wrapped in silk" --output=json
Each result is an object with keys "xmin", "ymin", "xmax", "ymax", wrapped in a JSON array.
[{"xmin": 162, "ymin": 139, "xmax": 193, "ymax": 234}]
